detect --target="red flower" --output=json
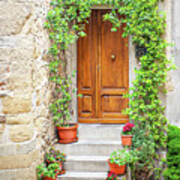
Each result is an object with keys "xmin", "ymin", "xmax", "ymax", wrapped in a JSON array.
[
  {"xmin": 122, "ymin": 123, "xmax": 134, "ymax": 133},
  {"xmin": 108, "ymin": 171, "xmax": 113, "ymax": 177},
  {"xmin": 107, "ymin": 171, "xmax": 117, "ymax": 180}
]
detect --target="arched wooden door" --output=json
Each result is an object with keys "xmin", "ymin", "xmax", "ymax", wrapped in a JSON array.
[{"xmin": 77, "ymin": 10, "xmax": 129, "ymax": 124}]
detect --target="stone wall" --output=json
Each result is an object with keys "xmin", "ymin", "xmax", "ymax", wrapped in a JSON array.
[
  {"xmin": 0, "ymin": 0, "xmax": 55, "ymax": 179},
  {"xmin": 166, "ymin": 0, "xmax": 180, "ymax": 126}
]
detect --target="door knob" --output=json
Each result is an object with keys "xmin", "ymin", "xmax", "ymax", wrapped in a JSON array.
[{"xmin": 111, "ymin": 54, "xmax": 116, "ymax": 60}]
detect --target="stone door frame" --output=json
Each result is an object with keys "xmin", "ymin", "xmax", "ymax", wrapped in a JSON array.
[
  {"xmin": 65, "ymin": 4, "xmax": 172, "ymax": 124},
  {"xmin": 66, "ymin": 6, "xmax": 137, "ymax": 123}
]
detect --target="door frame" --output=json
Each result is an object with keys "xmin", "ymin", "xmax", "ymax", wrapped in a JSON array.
[{"xmin": 66, "ymin": 6, "xmax": 137, "ymax": 124}]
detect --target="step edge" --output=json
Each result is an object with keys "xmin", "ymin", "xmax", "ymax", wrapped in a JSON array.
[
  {"xmin": 66, "ymin": 155, "xmax": 109, "ymax": 161},
  {"xmin": 58, "ymin": 171, "xmax": 107, "ymax": 178},
  {"xmin": 55, "ymin": 140, "xmax": 122, "ymax": 145}
]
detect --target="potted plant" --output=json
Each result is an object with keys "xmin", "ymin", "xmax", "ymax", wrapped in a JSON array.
[
  {"xmin": 50, "ymin": 71, "xmax": 79, "ymax": 144},
  {"xmin": 108, "ymin": 149, "xmax": 132, "ymax": 175},
  {"xmin": 56, "ymin": 123, "xmax": 78, "ymax": 144},
  {"xmin": 37, "ymin": 163, "xmax": 44, "ymax": 180},
  {"xmin": 121, "ymin": 123, "xmax": 135, "ymax": 146},
  {"xmin": 45, "ymin": 148, "xmax": 66, "ymax": 175},
  {"xmin": 106, "ymin": 171, "xmax": 117, "ymax": 180},
  {"xmin": 37, "ymin": 163, "xmax": 60, "ymax": 180}
]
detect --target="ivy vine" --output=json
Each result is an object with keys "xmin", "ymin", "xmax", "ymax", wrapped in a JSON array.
[{"xmin": 45, "ymin": 0, "xmax": 174, "ymax": 178}]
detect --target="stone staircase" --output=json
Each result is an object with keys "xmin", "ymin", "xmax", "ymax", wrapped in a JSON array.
[{"xmin": 55, "ymin": 124, "xmax": 125, "ymax": 180}]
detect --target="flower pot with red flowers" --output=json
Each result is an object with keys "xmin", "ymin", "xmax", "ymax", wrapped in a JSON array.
[
  {"xmin": 45, "ymin": 148, "xmax": 66, "ymax": 175},
  {"xmin": 108, "ymin": 149, "xmax": 132, "ymax": 175},
  {"xmin": 37, "ymin": 163, "xmax": 60, "ymax": 180},
  {"xmin": 121, "ymin": 123, "xmax": 135, "ymax": 146}
]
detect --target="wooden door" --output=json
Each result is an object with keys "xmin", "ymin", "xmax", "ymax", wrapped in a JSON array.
[{"xmin": 77, "ymin": 10, "xmax": 129, "ymax": 124}]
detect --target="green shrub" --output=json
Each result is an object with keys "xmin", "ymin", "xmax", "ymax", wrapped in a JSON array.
[{"xmin": 164, "ymin": 125, "xmax": 180, "ymax": 180}]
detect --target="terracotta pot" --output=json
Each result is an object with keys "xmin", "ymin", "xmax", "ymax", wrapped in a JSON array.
[
  {"xmin": 43, "ymin": 176, "xmax": 57, "ymax": 180},
  {"xmin": 121, "ymin": 135, "xmax": 133, "ymax": 146},
  {"xmin": 108, "ymin": 160, "xmax": 126, "ymax": 175},
  {"xmin": 57, "ymin": 124, "xmax": 78, "ymax": 144}
]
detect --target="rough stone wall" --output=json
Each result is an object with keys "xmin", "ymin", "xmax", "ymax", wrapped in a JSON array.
[
  {"xmin": 166, "ymin": 0, "xmax": 180, "ymax": 126},
  {"xmin": 0, "ymin": 0, "xmax": 54, "ymax": 179}
]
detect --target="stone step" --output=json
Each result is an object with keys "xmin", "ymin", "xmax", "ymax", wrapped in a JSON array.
[
  {"xmin": 78, "ymin": 124, "xmax": 123, "ymax": 141},
  {"xmin": 58, "ymin": 171, "xmax": 125, "ymax": 180},
  {"xmin": 65, "ymin": 155, "xmax": 109, "ymax": 172},
  {"xmin": 55, "ymin": 140, "xmax": 122, "ymax": 156}
]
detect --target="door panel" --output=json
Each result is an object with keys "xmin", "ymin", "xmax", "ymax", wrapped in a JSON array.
[
  {"xmin": 77, "ymin": 10, "xmax": 129, "ymax": 124},
  {"xmin": 77, "ymin": 11, "xmax": 97, "ymax": 120},
  {"xmin": 99, "ymin": 10, "xmax": 129, "ymax": 122},
  {"xmin": 102, "ymin": 95, "xmax": 125, "ymax": 113},
  {"xmin": 101, "ymin": 17, "xmax": 128, "ymax": 89}
]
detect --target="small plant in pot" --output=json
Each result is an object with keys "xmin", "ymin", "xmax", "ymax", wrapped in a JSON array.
[
  {"xmin": 49, "ymin": 72, "xmax": 79, "ymax": 144},
  {"xmin": 121, "ymin": 122, "xmax": 135, "ymax": 146},
  {"xmin": 108, "ymin": 149, "xmax": 132, "ymax": 175},
  {"xmin": 45, "ymin": 148, "xmax": 66, "ymax": 175},
  {"xmin": 37, "ymin": 163, "xmax": 60, "ymax": 180}
]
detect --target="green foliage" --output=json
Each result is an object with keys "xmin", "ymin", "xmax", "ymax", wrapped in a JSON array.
[
  {"xmin": 45, "ymin": 147, "xmax": 66, "ymax": 163},
  {"xmin": 49, "ymin": 71, "xmax": 75, "ymax": 127},
  {"xmin": 130, "ymin": 126, "xmax": 156, "ymax": 179},
  {"xmin": 36, "ymin": 163, "xmax": 60, "ymax": 179},
  {"xmin": 109, "ymin": 149, "xmax": 138, "ymax": 166},
  {"xmin": 46, "ymin": 0, "xmax": 172, "ymax": 177},
  {"xmin": 163, "ymin": 125, "xmax": 180, "ymax": 180}
]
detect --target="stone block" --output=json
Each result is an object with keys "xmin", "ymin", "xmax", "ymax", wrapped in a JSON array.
[
  {"xmin": 0, "ymin": 124, "xmax": 5, "ymax": 139},
  {"xmin": 34, "ymin": 105, "xmax": 49, "ymax": 119},
  {"xmin": 65, "ymin": 155, "xmax": 109, "ymax": 172},
  {"xmin": 0, "ymin": 35, "xmax": 35, "ymax": 96},
  {"xmin": 0, "ymin": 36, "xmax": 34, "ymax": 63},
  {"xmin": 0, "ymin": 2, "xmax": 33, "ymax": 35},
  {"xmin": 34, "ymin": 117, "xmax": 46, "ymax": 130},
  {"xmin": 55, "ymin": 141, "xmax": 122, "ymax": 156},
  {"xmin": 35, "ymin": 85, "xmax": 50, "ymax": 106},
  {"xmin": 2, "ymin": 96, "xmax": 32, "ymax": 114},
  {"xmin": 9, "ymin": 125, "xmax": 34, "ymax": 143},
  {"xmin": 8, "ymin": 72, "xmax": 33, "ymax": 93},
  {"xmin": 0, "ymin": 138, "xmax": 36, "ymax": 156},
  {"xmin": 0, "ymin": 116, "xmax": 6, "ymax": 123},
  {"xmin": 32, "ymin": 62, "xmax": 49, "ymax": 89},
  {"xmin": 0, "ymin": 150, "xmax": 39, "ymax": 169},
  {"xmin": 15, "ymin": 167, "xmax": 37, "ymax": 180},
  {"xmin": 6, "ymin": 114, "xmax": 32, "ymax": 125},
  {"xmin": 0, "ymin": 167, "xmax": 37, "ymax": 180}
]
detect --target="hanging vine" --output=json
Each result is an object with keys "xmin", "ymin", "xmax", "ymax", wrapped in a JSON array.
[{"xmin": 45, "ymin": 0, "xmax": 174, "ymax": 179}]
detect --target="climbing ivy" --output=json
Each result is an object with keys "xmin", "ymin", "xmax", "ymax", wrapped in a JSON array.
[{"xmin": 45, "ymin": 0, "xmax": 173, "ymax": 178}]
